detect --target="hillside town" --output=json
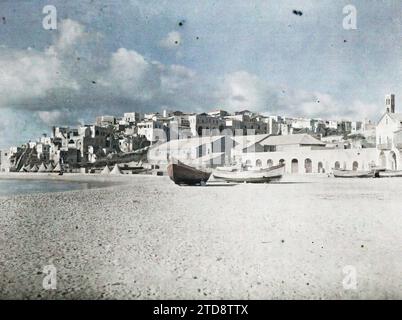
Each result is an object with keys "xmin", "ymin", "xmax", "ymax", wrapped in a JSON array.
[{"xmin": 1, "ymin": 94, "xmax": 399, "ymax": 175}]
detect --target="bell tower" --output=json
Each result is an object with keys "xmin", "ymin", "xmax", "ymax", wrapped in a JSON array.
[{"xmin": 385, "ymin": 94, "xmax": 395, "ymax": 113}]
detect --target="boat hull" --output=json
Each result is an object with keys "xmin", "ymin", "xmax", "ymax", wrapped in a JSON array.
[
  {"xmin": 333, "ymin": 169, "xmax": 375, "ymax": 178},
  {"xmin": 378, "ymin": 170, "xmax": 402, "ymax": 178},
  {"xmin": 167, "ymin": 162, "xmax": 211, "ymax": 185},
  {"xmin": 213, "ymin": 164, "xmax": 285, "ymax": 183}
]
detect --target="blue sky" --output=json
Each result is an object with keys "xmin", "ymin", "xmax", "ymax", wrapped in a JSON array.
[{"xmin": 0, "ymin": 0, "xmax": 401, "ymax": 148}]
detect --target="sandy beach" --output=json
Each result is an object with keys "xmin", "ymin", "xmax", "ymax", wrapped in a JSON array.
[{"xmin": 0, "ymin": 173, "xmax": 402, "ymax": 299}]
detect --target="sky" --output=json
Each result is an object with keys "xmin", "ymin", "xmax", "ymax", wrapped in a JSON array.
[{"xmin": 0, "ymin": 0, "xmax": 401, "ymax": 148}]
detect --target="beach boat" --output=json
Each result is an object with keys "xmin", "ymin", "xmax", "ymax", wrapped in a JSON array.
[
  {"xmin": 110, "ymin": 164, "xmax": 122, "ymax": 175},
  {"xmin": 101, "ymin": 165, "xmax": 111, "ymax": 174},
  {"xmin": 333, "ymin": 169, "xmax": 375, "ymax": 178},
  {"xmin": 167, "ymin": 161, "xmax": 211, "ymax": 185},
  {"xmin": 212, "ymin": 163, "xmax": 285, "ymax": 183},
  {"xmin": 215, "ymin": 164, "xmax": 241, "ymax": 172},
  {"xmin": 378, "ymin": 170, "xmax": 402, "ymax": 178}
]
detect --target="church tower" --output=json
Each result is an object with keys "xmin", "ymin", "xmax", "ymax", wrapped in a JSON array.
[{"xmin": 385, "ymin": 94, "xmax": 395, "ymax": 113}]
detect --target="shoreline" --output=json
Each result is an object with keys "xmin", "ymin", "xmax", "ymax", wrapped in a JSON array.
[{"xmin": 0, "ymin": 172, "xmax": 161, "ymax": 183}]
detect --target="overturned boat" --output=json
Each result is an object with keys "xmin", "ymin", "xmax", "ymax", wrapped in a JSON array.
[
  {"xmin": 167, "ymin": 161, "xmax": 211, "ymax": 185},
  {"xmin": 333, "ymin": 169, "xmax": 375, "ymax": 178},
  {"xmin": 378, "ymin": 170, "xmax": 402, "ymax": 178},
  {"xmin": 213, "ymin": 163, "xmax": 285, "ymax": 183}
]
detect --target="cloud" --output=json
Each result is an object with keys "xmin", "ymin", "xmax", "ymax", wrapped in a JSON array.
[
  {"xmin": 217, "ymin": 70, "xmax": 379, "ymax": 120},
  {"xmin": 159, "ymin": 31, "xmax": 182, "ymax": 49},
  {"xmin": 37, "ymin": 110, "xmax": 64, "ymax": 125},
  {"xmin": 99, "ymin": 48, "xmax": 161, "ymax": 101},
  {"xmin": 0, "ymin": 48, "xmax": 79, "ymax": 109}
]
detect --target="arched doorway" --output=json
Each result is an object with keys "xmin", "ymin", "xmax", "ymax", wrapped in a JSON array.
[
  {"xmin": 256, "ymin": 159, "xmax": 262, "ymax": 167},
  {"xmin": 379, "ymin": 151, "xmax": 386, "ymax": 168},
  {"xmin": 352, "ymin": 161, "xmax": 358, "ymax": 171},
  {"xmin": 318, "ymin": 162, "xmax": 323, "ymax": 173},
  {"xmin": 343, "ymin": 161, "xmax": 347, "ymax": 170},
  {"xmin": 245, "ymin": 159, "xmax": 251, "ymax": 166},
  {"xmin": 267, "ymin": 159, "xmax": 273, "ymax": 167},
  {"xmin": 291, "ymin": 159, "xmax": 298, "ymax": 174},
  {"xmin": 334, "ymin": 161, "xmax": 340, "ymax": 169},
  {"xmin": 389, "ymin": 151, "xmax": 397, "ymax": 170},
  {"xmin": 279, "ymin": 159, "xmax": 285, "ymax": 170},
  {"xmin": 305, "ymin": 158, "xmax": 312, "ymax": 173}
]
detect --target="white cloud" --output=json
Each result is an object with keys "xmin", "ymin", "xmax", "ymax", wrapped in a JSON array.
[
  {"xmin": 0, "ymin": 48, "xmax": 78, "ymax": 109},
  {"xmin": 216, "ymin": 70, "xmax": 379, "ymax": 121},
  {"xmin": 99, "ymin": 48, "xmax": 161, "ymax": 101},
  {"xmin": 37, "ymin": 110, "xmax": 63, "ymax": 125},
  {"xmin": 159, "ymin": 31, "xmax": 182, "ymax": 49}
]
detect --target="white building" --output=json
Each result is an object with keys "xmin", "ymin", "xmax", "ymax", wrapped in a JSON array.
[
  {"xmin": 188, "ymin": 113, "xmax": 226, "ymax": 136},
  {"xmin": 376, "ymin": 94, "xmax": 402, "ymax": 169},
  {"xmin": 137, "ymin": 120, "xmax": 167, "ymax": 143},
  {"xmin": 147, "ymin": 135, "xmax": 234, "ymax": 168}
]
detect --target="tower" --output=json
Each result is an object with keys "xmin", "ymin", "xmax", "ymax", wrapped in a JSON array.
[{"xmin": 385, "ymin": 94, "xmax": 395, "ymax": 113}]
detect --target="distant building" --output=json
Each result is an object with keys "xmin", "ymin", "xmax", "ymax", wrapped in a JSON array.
[
  {"xmin": 122, "ymin": 112, "xmax": 143, "ymax": 125},
  {"xmin": 376, "ymin": 94, "xmax": 402, "ymax": 169},
  {"xmin": 189, "ymin": 113, "xmax": 226, "ymax": 136},
  {"xmin": 148, "ymin": 135, "xmax": 234, "ymax": 168},
  {"xmin": 137, "ymin": 120, "xmax": 167, "ymax": 143},
  {"xmin": 96, "ymin": 115, "xmax": 116, "ymax": 127},
  {"xmin": 208, "ymin": 110, "xmax": 229, "ymax": 118}
]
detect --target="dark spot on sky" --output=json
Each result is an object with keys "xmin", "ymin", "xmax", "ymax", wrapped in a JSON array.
[
  {"xmin": 361, "ymin": 244, "xmax": 364, "ymax": 248},
  {"xmin": 2, "ymin": 17, "xmax": 6, "ymax": 24},
  {"xmin": 178, "ymin": 19, "xmax": 185, "ymax": 27},
  {"xmin": 196, "ymin": 36, "xmax": 199, "ymax": 40},
  {"xmin": 92, "ymin": 81, "xmax": 96, "ymax": 84},
  {"xmin": 344, "ymin": 39, "xmax": 347, "ymax": 43},
  {"xmin": 175, "ymin": 41, "xmax": 179, "ymax": 44},
  {"xmin": 292, "ymin": 10, "xmax": 303, "ymax": 16},
  {"xmin": 281, "ymin": 239, "xmax": 285, "ymax": 243},
  {"xmin": 317, "ymin": 100, "xmax": 320, "ymax": 103},
  {"xmin": 77, "ymin": 57, "xmax": 80, "ymax": 61}
]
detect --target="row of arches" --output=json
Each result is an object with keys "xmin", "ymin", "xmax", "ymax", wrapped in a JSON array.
[
  {"xmin": 253, "ymin": 158, "xmax": 317, "ymax": 173},
  {"xmin": 379, "ymin": 151, "xmax": 397, "ymax": 170},
  {"xmin": 245, "ymin": 150, "xmax": 401, "ymax": 173},
  {"xmin": 251, "ymin": 158, "xmax": 372, "ymax": 173}
]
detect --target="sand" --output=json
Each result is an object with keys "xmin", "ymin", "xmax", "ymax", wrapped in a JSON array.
[{"xmin": 0, "ymin": 173, "xmax": 402, "ymax": 299}]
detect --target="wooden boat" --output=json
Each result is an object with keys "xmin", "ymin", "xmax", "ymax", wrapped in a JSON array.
[
  {"xmin": 212, "ymin": 163, "xmax": 285, "ymax": 183},
  {"xmin": 167, "ymin": 161, "xmax": 211, "ymax": 185},
  {"xmin": 378, "ymin": 170, "xmax": 402, "ymax": 178},
  {"xmin": 333, "ymin": 169, "xmax": 375, "ymax": 178},
  {"xmin": 215, "ymin": 164, "xmax": 241, "ymax": 172}
]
